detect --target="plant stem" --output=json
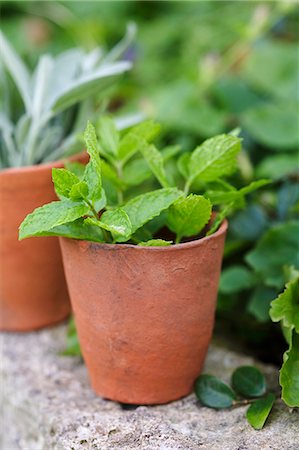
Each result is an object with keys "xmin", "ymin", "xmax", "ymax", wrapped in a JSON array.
[
  {"xmin": 183, "ymin": 180, "xmax": 191, "ymax": 196},
  {"xmin": 175, "ymin": 235, "xmax": 181, "ymax": 244},
  {"xmin": 85, "ymin": 199, "xmax": 111, "ymax": 243}
]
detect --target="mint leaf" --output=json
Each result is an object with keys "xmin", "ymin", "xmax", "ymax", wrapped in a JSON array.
[
  {"xmin": 246, "ymin": 393, "xmax": 275, "ymax": 430},
  {"xmin": 97, "ymin": 116, "xmax": 119, "ymax": 157},
  {"xmin": 206, "ymin": 179, "xmax": 270, "ymax": 205},
  {"xmin": 85, "ymin": 208, "xmax": 132, "ymax": 239},
  {"xmin": 119, "ymin": 120, "xmax": 161, "ymax": 163},
  {"xmin": 44, "ymin": 218, "xmax": 104, "ymax": 242},
  {"xmin": 188, "ymin": 134, "xmax": 241, "ymax": 186},
  {"xmin": 177, "ymin": 153, "xmax": 191, "ymax": 180},
  {"xmin": 52, "ymin": 168, "xmax": 81, "ymax": 199},
  {"xmin": 232, "ymin": 366, "xmax": 266, "ymax": 398},
  {"xmin": 269, "ymin": 276, "xmax": 299, "ymax": 333},
  {"xmin": 123, "ymin": 188, "xmax": 183, "ymax": 235},
  {"xmin": 69, "ymin": 181, "xmax": 89, "ymax": 201},
  {"xmin": 280, "ymin": 331, "xmax": 299, "ymax": 407},
  {"xmin": 83, "ymin": 122, "xmax": 102, "ymax": 202},
  {"xmin": 138, "ymin": 239, "xmax": 172, "ymax": 247},
  {"xmin": 19, "ymin": 200, "xmax": 90, "ymax": 240},
  {"xmin": 195, "ymin": 374, "xmax": 236, "ymax": 409},
  {"xmin": 167, "ymin": 194, "xmax": 212, "ymax": 243},
  {"xmin": 140, "ymin": 144, "xmax": 170, "ymax": 188}
]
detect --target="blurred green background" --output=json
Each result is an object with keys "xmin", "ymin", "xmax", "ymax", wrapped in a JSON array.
[{"xmin": 2, "ymin": 0, "xmax": 299, "ymax": 364}]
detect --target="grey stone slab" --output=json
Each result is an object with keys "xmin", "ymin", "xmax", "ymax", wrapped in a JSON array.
[{"xmin": 0, "ymin": 325, "xmax": 298, "ymax": 450}]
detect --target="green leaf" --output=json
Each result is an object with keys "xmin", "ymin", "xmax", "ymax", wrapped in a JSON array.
[
  {"xmin": 246, "ymin": 222, "xmax": 299, "ymax": 289},
  {"xmin": 256, "ymin": 155, "xmax": 299, "ymax": 180},
  {"xmin": 140, "ymin": 144, "xmax": 170, "ymax": 188},
  {"xmin": 123, "ymin": 188, "xmax": 183, "ymax": 236},
  {"xmin": 167, "ymin": 194, "xmax": 212, "ymax": 243},
  {"xmin": 122, "ymin": 158, "xmax": 151, "ymax": 186},
  {"xmin": 62, "ymin": 317, "xmax": 81, "ymax": 357},
  {"xmin": 48, "ymin": 62, "xmax": 131, "ymax": 114},
  {"xmin": 83, "ymin": 122, "xmax": 102, "ymax": 202},
  {"xmin": 195, "ymin": 374, "xmax": 236, "ymax": 409},
  {"xmin": 188, "ymin": 134, "xmax": 241, "ymax": 186},
  {"xmin": 69, "ymin": 181, "xmax": 89, "ymax": 201},
  {"xmin": 270, "ymin": 277, "xmax": 299, "ymax": 334},
  {"xmin": 177, "ymin": 153, "xmax": 191, "ymax": 180},
  {"xmin": 247, "ymin": 286, "xmax": 277, "ymax": 323},
  {"xmin": 85, "ymin": 208, "xmax": 132, "ymax": 239},
  {"xmin": 220, "ymin": 266, "xmax": 255, "ymax": 294},
  {"xmin": 206, "ymin": 204, "xmax": 231, "ymax": 236},
  {"xmin": 118, "ymin": 120, "xmax": 161, "ymax": 163},
  {"xmin": 97, "ymin": 116, "xmax": 119, "ymax": 157},
  {"xmin": 206, "ymin": 180, "xmax": 270, "ymax": 205},
  {"xmin": 280, "ymin": 331, "xmax": 299, "ymax": 407},
  {"xmin": 246, "ymin": 393, "xmax": 275, "ymax": 430},
  {"xmin": 241, "ymin": 103, "xmax": 299, "ymax": 151},
  {"xmin": 232, "ymin": 366, "xmax": 266, "ymax": 398},
  {"xmin": 44, "ymin": 218, "xmax": 104, "ymax": 242},
  {"xmin": 138, "ymin": 239, "xmax": 172, "ymax": 247},
  {"xmin": 52, "ymin": 168, "xmax": 81, "ymax": 199},
  {"xmin": 19, "ymin": 200, "xmax": 90, "ymax": 240}
]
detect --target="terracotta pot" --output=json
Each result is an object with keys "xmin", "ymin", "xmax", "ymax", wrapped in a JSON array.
[
  {"xmin": 59, "ymin": 219, "xmax": 227, "ymax": 405},
  {"xmin": 0, "ymin": 153, "xmax": 87, "ymax": 331}
]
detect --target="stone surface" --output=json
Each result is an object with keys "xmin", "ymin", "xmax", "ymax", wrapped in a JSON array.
[{"xmin": 0, "ymin": 324, "xmax": 298, "ymax": 450}]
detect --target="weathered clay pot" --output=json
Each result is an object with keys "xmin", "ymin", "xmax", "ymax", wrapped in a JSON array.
[
  {"xmin": 0, "ymin": 153, "xmax": 87, "ymax": 331},
  {"xmin": 59, "ymin": 219, "xmax": 227, "ymax": 405}
]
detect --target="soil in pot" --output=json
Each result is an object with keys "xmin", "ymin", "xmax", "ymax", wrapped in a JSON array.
[{"xmin": 59, "ymin": 219, "xmax": 227, "ymax": 405}]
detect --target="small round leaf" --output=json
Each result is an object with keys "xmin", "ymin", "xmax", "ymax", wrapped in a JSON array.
[
  {"xmin": 232, "ymin": 366, "xmax": 266, "ymax": 398},
  {"xmin": 195, "ymin": 375, "xmax": 236, "ymax": 409}
]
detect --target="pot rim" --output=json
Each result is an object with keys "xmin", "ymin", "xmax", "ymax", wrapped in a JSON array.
[
  {"xmin": 0, "ymin": 151, "xmax": 87, "ymax": 176},
  {"xmin": 60, "ymin": 218, "xmax": 227, "ymax": 252}
]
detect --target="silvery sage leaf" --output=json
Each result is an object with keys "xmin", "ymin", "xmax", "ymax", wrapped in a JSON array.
[
  {"xmin": 167, "ymin": 194, "xmax": 212, "ymax": 243},
  {"xmin": 122, "ymin": 188, "xmax": 183, "ymax": 235},
  {"xmin": 188, "ymin": 134, "xmax": 241, "ymax": 186},
  {"xmin": 19, "ymin": 200, "xmax": 90, "ymax": 240}
]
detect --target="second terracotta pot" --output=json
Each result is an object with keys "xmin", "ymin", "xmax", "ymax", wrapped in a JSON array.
[
  {"xmin": 0, "ymin": 153, "xmax": 87, "ymax": 332},
  {"xmin": 60, "ymin": 220, "xmax": 227, "ymax": 405}
]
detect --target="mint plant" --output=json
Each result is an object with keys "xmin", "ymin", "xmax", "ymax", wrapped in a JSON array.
[
  {"xmin": 195, "ymin": 366, "xmax": 276, "ymax": 430},
  {"xmin": 19, "ymin": 118, "xmax": 268, "ymax": 245},
  {"xmin": 0, "ymin": 26, "xmax": 135, "ymax": 168}
]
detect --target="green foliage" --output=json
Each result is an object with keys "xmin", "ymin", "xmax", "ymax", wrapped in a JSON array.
[
  {"xmin": 194, "ymin": 375, "xmax": 236, "ymax": 409},
  {"xmin": 270, "ymin": 274, "xmax": 299, "ymax": 407},
  {"xmin": 20, "ymin": 118, "xmax": 262, "ymax": 247},
  {"xmin": 138, "ymin": 239, "xmax": 172, "ymax": 247},
  {"xmin": 196, "ymin": 366, "xmax": 275, "ymax": 429},
  {"xmin": 232, "ymin": 366, "xmax": 266, "ymax": 398},
  {"xmin": 246, "ymin": 393, "xmax": 275, "ymax": 430},
  {"xmin": 220, "ymin": 266, "xmax": 255, "ymax": 294}
]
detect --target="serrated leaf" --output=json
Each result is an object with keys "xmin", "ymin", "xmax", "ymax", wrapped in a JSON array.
[
  {"xmin": 19, "ymin": 200, "xmax": 90, "ymax": 240},
  {"xmin": 83, "ymin": 122, "xmax": 102, "ymax": 202},
  {"xmin": 270, "ymin": 277, "xmax": 299, "ymax": 333},
  {"xmin": 85, "ymin": 208, "xmax": 132, "ymax": 239},
  {"xmin": 140, "ymin": 144, "xmax": 170, "ymax": 188},
  {"xmin": 122, "ymin": 158, "xmax": 151, "ymax": 186},
  {"xmin": 97, "ymin": 116, "xmax": 119, "ymax": 157},
  {"xmin": 122, "ymin": 188, "xmax": 183, "ymax": 236},
  {"xmin": 206, "ymin": 180, "xmax": 270, "ymax": 205},
  {"xmin": 52, "ymin": 168, "xmax": 81, "ymax": 199},
  {"xmin": 246, "ymin": 393, "xmax": 275, "ymax": 430},
  {"xmin": 138, "ymin": 239, "xmax": 172, "ymax": 247},
  {"xmin": 280, "ymin": 331, "xmax": 299, "ymax": 407},
  {"xmin": 167, "ymin": 194, "xmax": 212, "ymax": 243},
  {"xmin": 220, "ymin": 266, "xmax": 255, "ymax": 294},
  {"xmin": 177, "ymin": 153, "xmax": 191, "ymax": 180},
  {"xmin": 119, "ymin": 120, "xmax": 161, "ymax": 163},
  {"xmin": 232, "ymin": 366, "xmax": 266, "ymax": 398},
  {"xmin": 195, "ymin": 374, "xmax": 236, "ymax": 409},
  {"xmin": 42, "ymin": 218, "xmax": 104, "ymax": 242},
  {"xmin": 188, "ymin": 134, "xmax": 241, "ymax": 186},
  {"xmin": 69, "ymin": 181, "xmax": 89, "ymax": 201}
]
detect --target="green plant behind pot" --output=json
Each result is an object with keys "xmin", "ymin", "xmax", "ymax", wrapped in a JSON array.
[{"xmin": 0, "ymin": 25, "xmax": 135, "ymax": 168}]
